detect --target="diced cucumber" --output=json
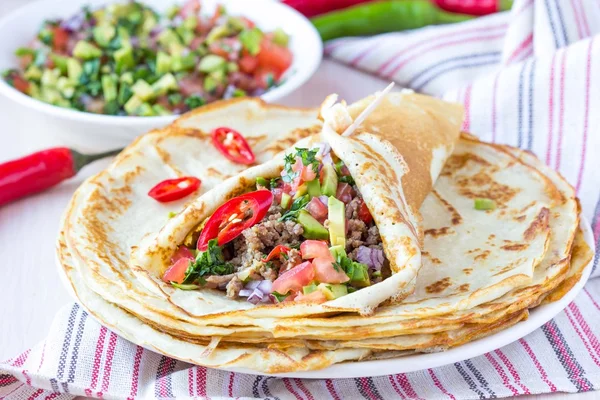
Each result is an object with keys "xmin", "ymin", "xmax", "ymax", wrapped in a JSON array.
[
  {"xmin": 131, "ymin": 79, "xmax": 154, "ymax": 101},
  {"xmin": 165, "ymin": 5, "xmax": 180, "ymax": 19},
  {"xmin": 198, "ymin": 55, "xmax": 227, "ymax": 73},
  {"xmin": 210, "ymin": 68, "xmax": 226, "ymax": 83},
  {"xmin": 124, "ymin": 95, "xmax": 143, "ymax": 115},
  {"xmin": 176, "ymin": 25, "xmax": 196, "ymax": 46},
  {"xmin": 152, "ymin": 104, "xmax": 172, "ymax": 116},
  {"xmin": 114, "ymin": 46, "xmax": 135, "ymax": 73},
  {"xmin": 93, "ymin": 25, "xmax": 116, "ymax": 47},
  {"xmin": 226, "ymin": 62, "xmax": 239, "ymax": 73},
  {"xmin": 156, "ymin": 52, "xmax": 172, "ymax": 75},
  {"xmin": 227, "ymin": 17, "xmax": 247, "ymax": 32},
  {"xmin": 67, "ymin": 58, "xmax": 83, "ymax": 82},
  {"xmin": 56, "ymin": 76, "xmax": 75, "ymax": 99},
  {"xmin": 136, "ymin": 102, "xmax": 155, "ymax": 116},
  {"xmin": 49, "ymin": 54, "xmax": 68, "ymax": 74},
  {"xmin": 183, "ymin": 15, "xmax": 198, "ymax": 30},
  {"xmin": 206, "ymin": 25, "xmax": 230, "ymax": 44},
  {"xmin": 158, "ymin": 29, "xmax": 182, "ymax": 48},
  {"xmin": 172, "ymin": 54, "xmax": 196, "ymax": 72},
  {"xmin": 141, "ymin": 12, "xmax": 158, "ymax": 34},
  {"xmin": 119, "ymin": 72, "xmax": 134, "ymax": 85},
  {"xmin": 101, "ymin": 74, "xmax": 118, "ymax": 102},
  {"xmin": 151, "ymin": 73, "xmax": 178, "ymax": 96},
  {"xmin": 72, "ymin": 41, "xmax": 102, "ymax": 60},
  {"xmin": 203, "ymin": 76, "xmax": 218, "ymax": 93},
  {"xmin": 117, "ymin": 83, "xmax": 133, "ymax": 105},
  {"xmin": 239, "ymin": 28, "xmax": 263, "ymax": 56}
]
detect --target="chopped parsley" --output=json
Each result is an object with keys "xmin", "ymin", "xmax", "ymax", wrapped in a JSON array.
[
  {"xmin": 271, "ymin": 291, "xmax": 289, "ymax": 302},
  {"xmin": 181, "ymin": 239, "xmax": 234, "ymax": 285},
  {"xmin": 282, "ymin": 148, "xmax": 319, "ymax": 183},
  {"xmin": 278, "ymin": 194, "xmax": 310, "ymax": 222},
  {"xmin": 339, "ymin": 175, "xmax": 355, "ymax": 185}
]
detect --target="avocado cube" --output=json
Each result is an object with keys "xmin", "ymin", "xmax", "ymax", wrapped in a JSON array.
[
  {"xmin": 41, "ymin": 68, "xmax": 60, "ymax": 87},
  {"xmin": 280, "ymin": 193, "xmax": 292, "ymax": 209},
  {"xmin": 101, "ymin": 74, "xmax": 118, "ymax": 102},
  {"xmin": 123, "ymin": 95, "xmax": 143, "ymax": 115},
  {"xmin": 317, "ymin": 283, "xmax": 348, "ymax": 300},
  {"xmin": 72, "ymin": 41, "xmax": 102, "ymax": 60},
  {"xmin": 67, "ymin": 58, "xmax": 83, "ymax": 82},
  {"xmin": 307, "ymin": 179, "xmax": 322, "ymax": 198},
  {"xmin": 172, "ymin": 54, "xmax": 197, "ymax": 72},
  {"xmin": 198, "ymin": 55, "xmax": 226, "ymax": 73},
  {"xmin": 158, "ymin": 29, "xmax": 182, "ymax": 48},
  {"xmin": 24, "ymin": 65, "xmax": 43, "ymax": 81},
  {"xmin": 114, "ymin": 46, "xmax": 135, "ymax": 73},
  {"xmin": 293, "ymin": 183, "xmax": 308, "ymax": 200},
  {"xmin": 152, "ymin": 104, "xmax": 172, "ymax": 116},
  {"xmin": 49, "ymin": 54, "xmax": 68, "ymax": 74},
  {"xmin": 321, "ymin": 164, "xmax": 338, "ymax": 197},
  {"xmin": 136, "ymin": 103, "xmax": 155, "ymax": 116},
  {"xmin": 156, "ymin": 52, "xmax": 172, "ymax": 75},
  {"xmin": 350, "ymin": 263, "xmax": 371, "ymax": 288},
  {"xmin": 56, "ymin": 76, "xmax": 75, "ymax": 99},
  {"xmin": 131, "ymin": 79, "xmax": 155, "ymax": 101},
  {"xmin": 203, "ymin": 76, "xmax": 218, "ymax": 93},
  {"xmin": 272, "ymin": 28, "xmax": 290, "ymax": 47},
  {"xmin": 206, "ymin": 25, "xmax": 230, "ymax": 45},
  {"xmin": 297, "ymin": 210, "xmax": 329, "ymax": 240},
  {"xmin": 151, "ymin": 73, "xmax": 178, "ymax": 96},
  {"xmin": 328, "ymin": 197, "xmax": 346, "ymax": 247},
  {"xmin": 93, "ymin": 25, "xmax": 116, "ymax": 47},
  {"xmin": 329, "ymin": 245, "xmax": 347, "ymax": 261},
  {"xmin": 226, "ymin": 62, "xmax": 239, "ymax": 73},
  {"xmin": 303, "ymin": 283, "xmax": 318, "ymax": 295},
  {"xmin": 120, "ymin": 72, "xmax": 134, "ymax": 85}
]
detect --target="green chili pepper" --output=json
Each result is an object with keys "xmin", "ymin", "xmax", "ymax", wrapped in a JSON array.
[{"xmin": 311, "ymin": 0, "xmax": 473, "ymax": 41}]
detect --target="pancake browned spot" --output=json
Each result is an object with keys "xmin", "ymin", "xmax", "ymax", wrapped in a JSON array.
[
  {"xmin": 432, "ymin": 190, "xmax": 463, "ymax": 225},
  {"xmin": 424, "ymin": 226, "xmax": 454, "ymax": 238},
  {"xmin": 523, "ymin": 208, "xmax": 550, "ymax": 241},
  {"xmin": 426, "ymin": 277, "xmax": 452, "ymax": 294},
  {"xmin": 463, "ymin": 268, "xmax": 473, "ymax": 275},
  {"xmin": 474, "ymin": 250, "xmax": 491, "ymax": 261},
  {"xmin": 458, "ymin": 283, "xmax": 470, "ymax": 293},
  {"xmin": 501, "ymin": 243, "xmax": 529, "ymax": 251},
  {"xmin": 441, "ymin": 152, "xmax": 491, "ymax": 176},
  {"xmin": 456, "ymin": 171, "xmax": 520, "ymax": 206}
]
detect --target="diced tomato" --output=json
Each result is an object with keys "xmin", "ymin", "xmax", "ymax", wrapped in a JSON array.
[
  {"xmin": 301, "ymin": 165, "xmax": 317, "ymax": 182},
  {"xmin": 305, "ymin": 197, "xmax": 328, "ymax": 222},
  {"xmin": 263, "ymin": 245, "xmax": 291, "ymax": 262},
  {"xmin": 257, "ymin": 39, "xmax": 292, "ymax": 76},
  {"xmin": 162, "ymin": 258, "xmax": 191, "ymax": 284},
  {"xmin": 300, "ymin": 240, "xmax": 332, "ymax": 261},
  {"xmin": 271, "ymin": 187, "xmax": 283, "ymax": 204},
  {"xmin": 11, "ymin": 74, "xmax": 30, "ymax": 94},
  {"xmin": 52, "ymin": 27, "xmax": 69, "ymax": 53},
  {"xmin": 171, "ymin": 246, "xmax": 194, "ymax": 264},
  {"xmin": 190, "ymin": 37, "xmax": 203, "ymax": 51},
  {"xmin": 313, "ymin": 258, "xmax": 350, "ymax": 284},
  {"xmin": 239, "ymin": 54, "xmax": 259, "ymax": 74},
  {"xmin": 178, "ymin": 76, "xmax": 205, "ymax": 97},
  {"xmin": 294, "ymin": 290, "xmax": 327, "ymax": 304},
  {"xmin": 19, "ymin": 54, "xmax": 34, "ymax": 69},
  {"xmin": 254, "ymin": 67, "xmax": 278, "ymax": 90},
  {"xmin": 180, "ymin": 0, "xmax": 200, "ymax": 18},
  {"xmin": 210, "ymin": 5, "xmax": 225, "ymax": 24},
  {"xmin": 272, "ymin": 261, "xmax": 315, "ymax": 294},
  {"xmin": 239, "ymin": 16, "xmax": 255, "ymax": 29},
  {"xmin": 209, "ymin": 38, "xmax": 240, "ymax": 60},
  {"xmin": 336, "ymin": 183, "xmax": 353, "ymax": 204},
  {"xmin": 291, "ymin": 157, "xmax": 303, "ymax": 173},
  {"xmin": 357, "ymin": 198, "xmax": 373, "ymax": 224}
]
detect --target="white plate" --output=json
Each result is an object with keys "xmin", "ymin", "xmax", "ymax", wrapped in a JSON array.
[
  {"xmin": 0, "ymin": 0, "xmax": 322, "ymax": 150},
  {"xmin": 57, "ymin": 216, "xmax": 595, "ymax": 379}
]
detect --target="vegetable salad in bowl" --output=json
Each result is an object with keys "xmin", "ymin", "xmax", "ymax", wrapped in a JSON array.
[{"xmin": 3, "ymin": 0, "xmax": 293, "ymax": 116}]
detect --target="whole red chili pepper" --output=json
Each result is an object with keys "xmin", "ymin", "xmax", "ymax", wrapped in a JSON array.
[
  {"xmin": 282, "ymin": 0, "xmax": 373, "ymax": 18},
  {"xmin": 433, "ymin": 0, "xmax": 513, "ymax": 16},
  {"xmin": 0, "ymin": 147, "xmax": 122, "ymax": 207}
]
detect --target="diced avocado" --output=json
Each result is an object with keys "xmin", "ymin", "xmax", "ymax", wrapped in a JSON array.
[
  {"xmin": 272, "ymin": 28, "xmax": 290, "ymax": 47},
  {"xmin": 203, "ymin": 75, "xmax": 218, "ymax": 93},
  {"xmin": 317, "ymin": 283, "xmax": 348, "ymax": 300},
  {"xmin": 329, "ymin": 245, "xmax": 347, "ymax": 261},
  {"xmin": 24, "ymin": 65, "xmax": 43, "ymax": 81},
  {"xmin": 156, "ymin": 52, "xmax": 172, "ymax": 75},
  {"xmin": 227, "ymin": 17, "xmax": 247, "ymax": 32},
  {"xmin": 49, "ymin": 54, "xmax": 68, "ymax": 74},
  {"xmin": 41, "ymin": 68, "xmax": 60, "ymax": 87},
  {"xmin": 73, "ymin": 41, "xmax": 102, "ymax": 60},
  {"xmin": 183, "ymin": 15, "xmax": 198, "ymax": 30},
  {"xmin": 210, "ymin": 68, "xmax": 226, "ymax": 83},
  {"xmin": 256, "ymin": 177, "xmax": 269, "ymax": 188},
  {"xmin": 93, "ymin": 25, "xmax": 116, "ymax": 47},
  {"xmin": 101, "ymin": 74, "xmax": 118, "ymax": 102},
  {"xmin": 226, "ymin": 62, "xmax": 239, "ymax": 73},
  {"xmin": 28, "ymin": 82, "xmax": 41, "ymax": 99},
  {"xmin": 328, "ymin": 197, "xmax": 346, "ymax": 248},
  {"xmin": 118, "ymin": 82, "xmax": 133, "ymax": 105},
  {"xmin": 151, "ymin": 73, "xmax": 178, "ymax": 96},
  {"xmin": 131, "ymin": 79, "xmax": 154, "ymax": 101},
  {"xmin": 321, "ymin": 164, "xmax": 338, "ymax": 197},
  {"xmin": 297, "ymin": 210, "xmax": 329, "ymax": 240},
  {"xmin": 124, "ymin": 95, "xmax": 143, "ymax": 115},
  {"xmin": 41, "ymin": 87, "xmax": 62, "ymax": 105},
  {"xmin": 158, "ymin": 29, "xmax": 183, "ymax": 51},
  {"xmin": 237, "ymin": 268, "xmax": 253, "ymax": 283},
  {"xmin": 293, "ymin": 183, "xmax": 308, "ymax": 200},
  {"xmin": 141, "ymin": 12, "xmax": 158, "ymax": 34},
  {"xmin": 239, "ymin": 28, "xmax": 263, "ymax": 56},
  {"xmin": 114, "ymin": 46, "xmax": 135, "ymax": 73},
  {"xmin": 56, "ymin": 76, "xmax": 75, "ymax": 98},
  {"xmin": 136, "ymin": 103, "xmax": 155, "ymax": 116},
  {"xmin": 303, "ymin": 283, "xmax": 318, "ymax": 295},
  {"xmin": 176, "ymin": 25, "xmax": 196, "ymax": 46},
  {"xmin": 67, "ymin": 58, "xmax": 83, "ymax": 82},
  {"xmin": 165, "ymin": 5, "xmax": 180, "ymax": 19},
  {"xmin": 307, "ymin": 179, "xmax": 322, "ymax": 198},
  {"xmin": 206, "ymin": 25, "xmax": 230, "ymax": 44},
  {"xmin": 117, "ymin": 26, "xmax": 131, "ymax": 44},
  {"xmin": 152, "ymin": 104, "xmax": 172, "ymax": 116},
  {"xmin": 280, "ymin": 193, "xmax": 292, "ymax": 209},
  {"xmin": 350, "ymin": 263, "xmax": 370, "ymax": 288},
  {"xmin": 120, "ymin": 72, "xmax": 134, "ymax": 85},
  {"xmin": 172, "ymin": 54, "xmax": 197, "ymax": 72},
  {"xmin": 233, "ymin": 88, "xmax": 246, "ymax": 97},
  {"xmin": 198, "ymin": 55, "xmax": 226, "ymax": 73}
]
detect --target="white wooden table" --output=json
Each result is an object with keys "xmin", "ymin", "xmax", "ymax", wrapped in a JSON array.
[{"xmin": 0, "ymin": 1, "xmax": 595, "ymax": 399}]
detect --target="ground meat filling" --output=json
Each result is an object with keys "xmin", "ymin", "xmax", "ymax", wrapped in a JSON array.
[{"xmin": 208, "ymin": 190, "xmax": 386, "ymax": 299}]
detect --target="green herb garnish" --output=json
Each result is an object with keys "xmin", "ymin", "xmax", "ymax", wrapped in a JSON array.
[
  {"xmin": 184, "ymin": 94, "xmax": 205, "ymax": 109},
  {"xmin": 279, "ymin": 194, "xmax": 310, "ymax": 222},
  {"xmin": 181, "ymin": 239, "xmax": 234, "ymax": 285},
  {"xmin": 271, "ymin": 291, "xmax": 289, "ymax": 303}
]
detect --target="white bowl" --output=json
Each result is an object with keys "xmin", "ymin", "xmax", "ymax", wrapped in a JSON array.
[{"xmin": 0, "ymin": 0, "xmax": 322, "ymax": 150}]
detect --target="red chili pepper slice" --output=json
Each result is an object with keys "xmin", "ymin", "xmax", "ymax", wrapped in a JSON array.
[
  {"xmin": 211, "ymin": 127, "xmax": 256, "ymax": 165},
  {"xmin": 357, "ymin": 197, "xmax": 373, "ymax": 224},
  {"xmin": 148, "ymin": 177, "xmax": 201, "ymax": 203},
  {"xmin": 263, "ymin": 245, "xmax": 291, "ymax": 262},
  {"xmin": 197, "ymin": 190, "xmax": 273, "ymax": 251}
]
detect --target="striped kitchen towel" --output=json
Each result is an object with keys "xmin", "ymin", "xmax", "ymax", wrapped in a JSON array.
[{"xmin": 2, "ymin": 0, "xmax": 600, "ymax": 398}]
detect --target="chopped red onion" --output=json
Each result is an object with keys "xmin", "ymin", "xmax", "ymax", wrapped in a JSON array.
[
  {"xmin": 245, "ymin": 280, "xmax": 261, "ymax": 290},
  {"xmin": 247, "ymin": 289, "xmax": 264, "ymax": 304},
  {"xmin": 314, "ymin": 142, "xmax": 331, "ymax": 158},
  {"xmin": 239, "ymin": 289, "xmax": 253, "ymax": 297},
  {"xmin": 60, "ymin": 12, "xmax": 85, "ymax": 32},
  {"xmin": 223, "ymin": 85, "xmax": 237, "ymax": 99},
  {"xmin": 257, "ymin": 280, "xmax": 272, "ymax": 294},
  {"xmin": 321, "ymin": 152, "xmax": 334, "ymax": 166},
  {"xmin": 318, "ymin": 196, "xmax": 329, "ymax": 206},
  {"xmin": 356, "ymin": 246, "xmax": 385, "ymax": 271}
]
